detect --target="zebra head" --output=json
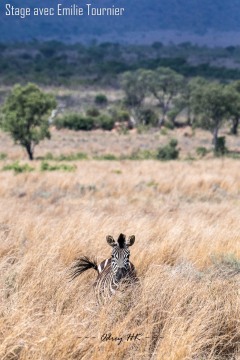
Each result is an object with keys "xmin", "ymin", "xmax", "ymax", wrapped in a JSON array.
[{"xmin": 106, "ymin": 233, "xmax": 135, "ymax": 282}]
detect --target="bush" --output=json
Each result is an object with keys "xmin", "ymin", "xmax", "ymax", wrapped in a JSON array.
[
  {"xmin": 109, "ymin": 109, "xmax": 130, "ymax": 123},
  {"xmin": 86, "ymin": 107, "xmax": 100, "ymax": 117},
  {"xmin": 127, "ymin": 149, "xmax": 156, "ymax": 160},
  {"xmin": 42, "ymin": 152, "xmax": 54, "ymax": 160},
  {"xmin": 40, "ymin": 161, "xmax": 76, "ymax": 172},
  {"xmin": 94, "ymin": 154, "xmax": 118, "ymax": 160},
  {"xmin": 96, "ymin": 114, "xmax": 115, "ymax": 131},
  {"xmin": 164, "ymin": 121, "xmax": 175, "ymax": 130},
  {"xmin": 2, "ymin": 161, "xmax": 34, "ymax": 174},
  {"xmin": 215, "ymin": 136, "xmax": 227, "ymax": 156},
  {"xmin": 0, "ymin": 153, "xmax": 7, "ymax": 160},
  {"xmin": 196, "ymin": 146, "xmax": 208, "ymax": 157},
  {"xmin": 55, "ymin": 112, "xmax": 115, "ymax": 131},
  {"xmin": 94, "ymin": 93, "xmax": 108, "ymax": 106},
  {"xmin": 160, "ymin": 128, "xmax": 168, "ymax": 136},
  {"xmin": 57, "ymin": 152, "xmax": 88, "ymax": 161},
  {"xmin": 138, "ymin": 108, "xmax": 158, "ymax": 126},
  {"xmin": 116, "ymin": 110, "xmax": 130, "ymax": 123},
  {"xmin": 169, "ymin": 139, "xmax": 178, "ymax": 147},
  {"xmin": 157, "ymin": 139, "xmax": 179, "ymax": 161},
  {"xmin": 55, "ymin": 113, "xmax": 95, "ymax": 131},
  {"xmin": 226, "ymin": 151, "xmax": 240, "ymax": 159}
]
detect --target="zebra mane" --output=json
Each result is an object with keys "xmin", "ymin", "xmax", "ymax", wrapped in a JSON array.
[{"xmin": 117, "ymin": 233, "xmax": 126, "ymax": 248}]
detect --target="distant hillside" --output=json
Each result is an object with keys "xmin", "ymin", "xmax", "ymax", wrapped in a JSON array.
[{"xmin": 1, "ymin": 0, "xmax": 240, "ymax": 44}]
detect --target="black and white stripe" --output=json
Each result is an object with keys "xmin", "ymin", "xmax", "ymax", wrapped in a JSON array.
[{"xmin": 70, "ymin": 233, "xmax": 138, "ymax": 303}]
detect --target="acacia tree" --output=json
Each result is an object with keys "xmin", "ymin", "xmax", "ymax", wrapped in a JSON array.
[
  {"xmin": 147, "ymin": 67, "xmax": 184, "ymax": 126},
  {"xmin": 1, "ymin": 83, "xmax": 56, "ymax": 160},
  {"xmin": 170, "ymin": 77, "xmax": 209, "ymax": 127},
  {"xmin": 120, "ymin": 69, "xmax": 152, "ymax": 126},
  {"xmin": 225, "ymin": 81, "xmax": 240, "ymax": 135},
  {"xmin": 121, "ymin": 69, "xmax": 151, "ymax": 108},
  {"xmin": 190, "ymin": 82, "xmax": 229, "ymax": 151}
]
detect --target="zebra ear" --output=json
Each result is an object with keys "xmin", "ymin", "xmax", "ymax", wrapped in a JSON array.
[
  {"xmin": 126, "ymin": 235, "xmax": 135, "ymax": 247},
  {"xmin": 106, "ymin": 235, "xmax": 116, "ymax": 247}
]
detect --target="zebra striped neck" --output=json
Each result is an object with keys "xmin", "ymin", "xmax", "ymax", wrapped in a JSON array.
[
  {"xmin": 97, "ymin": 259, "xmax": 110, "ymax": 274},
  {"xmin": 94, "ymin": 260, "xmax": 137, "ymax": 304}
]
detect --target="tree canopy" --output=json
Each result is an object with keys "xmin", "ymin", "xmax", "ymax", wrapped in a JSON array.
[
  {"xmin": 190, "ymin": 82, "xmax": 232, "ymax": 151},
  {"xmin": 1, "ymin": 83, "xmax": 56, "ymax": 160},
  {"xmin": 121, "ymin": 69, "xmax": 151, "ymax": 108}
]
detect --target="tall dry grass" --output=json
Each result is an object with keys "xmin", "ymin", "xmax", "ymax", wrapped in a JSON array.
[{"xmin": 0, "ymin": 159, "xmax": 240, "ymax": 359}]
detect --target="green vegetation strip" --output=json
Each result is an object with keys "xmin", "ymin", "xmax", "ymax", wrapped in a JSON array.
[
  {"xmin": 42, "ymin": 152, "xmax": 88, "ymax": 161},
  {"xmin": 2, "ymin": 161, "xmax": 34, "ymax": 174},
  {"xmin": 1, "ymin": 161, "xmax": 77, "ymax": 174},
  {"xmin": 40, "ymin": 161, "xmax": 76, "ymax": 172}
]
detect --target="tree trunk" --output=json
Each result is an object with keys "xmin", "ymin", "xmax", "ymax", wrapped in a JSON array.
[
  {"xmin": 158, "ymin": 117, "xmax": 165, "ymax": 127},
  {"xmin": 231, "ymin": 117, "xmax": 239, "ymax": 135},
  {"xmin": 212, "ymin": 126, "xmax": 219, "ymax": 152},
  {"xmin": 158, "ymin": 107, "xmax": 167, "ymax": 127},
  {"xmin": 186, "ymin": 107, "xmax": 192, "ymax": 126},
  {"xmin": 25, "ymin": 143, "xmax": 34, "ymax": 160}
]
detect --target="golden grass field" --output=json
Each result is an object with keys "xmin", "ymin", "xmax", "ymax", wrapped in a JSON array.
[{"xmin": 0, "ymin": 130, "xmax": 240, "ymax": 360}]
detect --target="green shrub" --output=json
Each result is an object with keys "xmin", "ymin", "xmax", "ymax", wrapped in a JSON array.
[
  {"xmin": 147, "ymin": 180, "xmax": 158, "ymax": 187},
  {"xmin": 226, "ymin": 151, "xmax": 240, "ymax": 159},
  {"xmin": 127, "ymin": 149, "xmax": 156, "ymax": 160},
  {"xmin": 112, "ymin": 169, "xmax": 122, "ymax": 174},
  {"xmin": 139, "ymin": 108, "xmax": 158, "ymax": 126},
  {"xmin": 86, "ymin": 107, "xmax": 100, "ymax": 117},
  {"xmin": 43, "ymin": 152, "xmax": 54, "ymax": 160},
  {"xmin": 2, "ymin": 161, "xmax": 34, "ymax": 174},
  {"xmin": 157, "ymin": 139, "xmax": 179, "ymax": 161},
  {"xmin": 185, "ymin": 153, "xmax": 196, "ymax": 161},
  {"xmin": 196, "ymin": 147, "xmax": 208, "ymax": 157},
  {"xmin": 164, "ymin": 121, "xmax": 175, "ymax": 130},
  {"xmin": 57, "ymin": 152, "xmax": 88, "ymax": 161},
  {"xmin": 169, "ymin": 139, "xmax": 178, "ymax": 147},
  {"xmin": 94, "ymin": 93, "xmax": 108, "ymax": 105},
  {"xmin": 96, "ymin": 114, "xmax": 115, "ymax": 131},
  {"xmin": 215, "ymin": 136, "xmax": 227, "ymax": 156},
  {"xmin": 115, "ymin": 110, "xmax": 130, "ymax": 123},
  {"xmin": 160, "ymin": 128, "xmax": 168, "ymax": 136},
  {"xmin": 40, "ymin": 161, "xmax": 76, "ymax": 171},
  {"xmin": 0, "ymin": 153, "xmax": 7, "ymax": 160},
  {"xmin": 95, "ymin": 154, "xmax": 118, "ymax": 160},
  {"xmin": 55, "ymin": 113, "xmax": 95, "ymax": 131},
  {"xmin": 108, "ymin": 108, "xmax": 130, "ymax": 123}
]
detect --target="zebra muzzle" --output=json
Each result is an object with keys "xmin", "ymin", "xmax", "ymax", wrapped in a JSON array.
[{"xmin": 115, "ymin": 268, "xmax": 128, "ymax": 282}]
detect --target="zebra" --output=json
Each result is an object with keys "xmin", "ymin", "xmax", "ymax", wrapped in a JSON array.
[{"xmin": 70, "ymin": 233, "xmax": 138, "ymax": 303}]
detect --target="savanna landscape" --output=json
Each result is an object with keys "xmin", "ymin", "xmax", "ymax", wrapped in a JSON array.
[{"xmin": 0, "ymin": 41, "xmax": 240, "ymax": 360}]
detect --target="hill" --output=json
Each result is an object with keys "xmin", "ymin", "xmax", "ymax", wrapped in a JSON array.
[{"xmin": 1, "ymin": 0, "xmax": 240, "ymax": 45}]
